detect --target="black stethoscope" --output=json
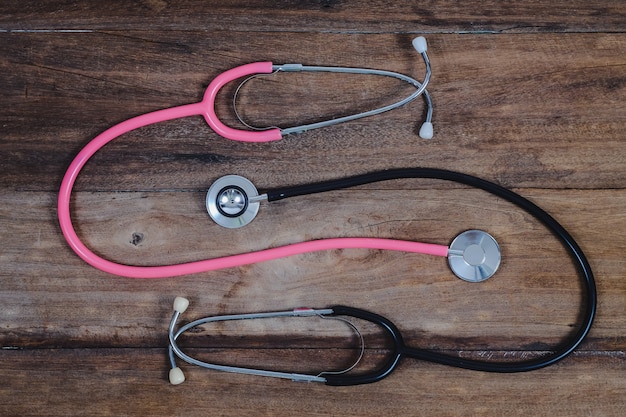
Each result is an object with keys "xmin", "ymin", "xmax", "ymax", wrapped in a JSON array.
[{"xmin": 168, "ymin": 168, "xmax": 597, "ymax": 386}]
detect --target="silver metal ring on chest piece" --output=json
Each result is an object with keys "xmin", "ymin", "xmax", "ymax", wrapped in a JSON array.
[
  {"xmin": 447, "ymin": 230, "xmax": 501, "ymax": 282},
  {"xmin": 206, "ymin": 175, "xmax": 261, "ymax": 228}
]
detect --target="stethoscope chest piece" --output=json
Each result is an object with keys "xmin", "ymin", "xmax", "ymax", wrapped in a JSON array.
[
  {"xmin": 448, "ymin": 230, "xmax": 501, "ymax": 282},
  {"xmin": 206, "ymin": 175, "xmax": 265, "ymax": 228}
]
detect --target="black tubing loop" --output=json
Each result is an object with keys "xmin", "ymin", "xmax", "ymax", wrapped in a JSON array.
[
  {"xmin": 268, "ymin": 168, "xmax": 596, "ymax": 376},
  {"xmin": 324, "ymin": 306, "xmax": 404, "ymax": 386}
]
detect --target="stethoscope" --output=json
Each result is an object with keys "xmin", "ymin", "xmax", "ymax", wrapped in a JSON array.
[
  {"xmin": 58, "ymin": 37, "xmax": 435, "ymax": 279},
  {"xmin": 167, "ymin": 168, "xmax": 597, "ymax": 385}
]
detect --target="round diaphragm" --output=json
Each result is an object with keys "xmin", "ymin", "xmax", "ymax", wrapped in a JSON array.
[
  {"xmin": 206, "ymin": 175, "xmax": 260, "ymax": 228},
  {"xmin": 448, "ymin": 230, "xmax": 501, "ymax": 282}
]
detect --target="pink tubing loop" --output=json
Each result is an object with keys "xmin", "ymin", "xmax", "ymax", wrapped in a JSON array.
[{"xmin": 200, "ymin": 61, "xmax": 282, "ymax": 142}]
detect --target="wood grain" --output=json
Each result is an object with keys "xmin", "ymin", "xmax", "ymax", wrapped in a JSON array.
[
  {"xmin": 1, "ymin": 0, "xmax": 625, "ymax": 33},
  {"xmin": 1, "ymin": 1, "xmax": 625, "ymax": 416},
  {"xmin": 1, "ymin": 32, "xmax": 624, "ymax": 192},
  {"xmin": 0, "ymin": 349, "xmax": 624, "ymax": 417},
  {"xmin": 2, "ymin": 187, "xmax": 623, "ymax": 349}
]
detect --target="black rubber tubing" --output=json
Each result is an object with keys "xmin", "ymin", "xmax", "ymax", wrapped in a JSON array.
[{"xmin": 264, "ymin": 168, "xmax": 596, "ymax": 385}]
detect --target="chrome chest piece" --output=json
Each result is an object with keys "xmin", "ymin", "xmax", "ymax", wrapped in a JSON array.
[
  {"xmin": 447, "ymin": 230, "xmax": 501, "ymax": 282},
  {"xmin": 206, "ymin": 175, "xmax": 267, "ymax": 228}
]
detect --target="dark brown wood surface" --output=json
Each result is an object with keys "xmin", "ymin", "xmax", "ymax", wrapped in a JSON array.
[{"xmin": 1, "ymin": 1, "xmax": 625, "ymax": 416}]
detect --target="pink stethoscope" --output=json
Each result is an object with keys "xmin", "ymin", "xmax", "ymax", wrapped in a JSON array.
[{"xmin": 58, "ymin": 37, "xmax": 482, "ymax": 281}]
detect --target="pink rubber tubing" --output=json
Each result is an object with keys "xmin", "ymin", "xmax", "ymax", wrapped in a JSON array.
[
  {"xmin": 58, "ymin": 62, "xmax": 449, "ymax": 278},
  {"xmin": 201, "ymin": 62, "xmax": 282, "ymax": 142}
]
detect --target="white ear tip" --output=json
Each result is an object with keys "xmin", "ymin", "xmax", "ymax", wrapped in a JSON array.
[
  {"xmin": 169, "ymin": 367, "xmax": 186, "ymax": 385},
  {"xmin": 419, "ymin": 122, "xmax": 433, "ymax": 139},
  {"xmin": 412, "ymin": 36, "xmax": 428, "ymax": 53},
  {"xmin": 173, "ymin": 297, "xmax": 189, "ymax": 314}
]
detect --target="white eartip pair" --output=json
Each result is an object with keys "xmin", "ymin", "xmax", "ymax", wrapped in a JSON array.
[
  {"xmin": 169, "ymin": 297, "xmax": 190, "ymax": 385},
  {"xmin": 413, "ymin": 37, "xmax": 433, "ymax": 139}
]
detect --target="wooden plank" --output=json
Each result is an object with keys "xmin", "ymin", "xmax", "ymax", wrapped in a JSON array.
[
  {"xmin": 1, "ymin": 0, "xmax": 625, "ymax": 33},
  {"xmin": 1, "ymin": 3, "xmax": 624, "ymax": 416},
  {"xmin": 0, "ymin": 348, "xmax": 624, "ymax": 417},
  {"xmin": 1, "ymin": 188, "xmax": 623, "ymax": 350},
  {"xmin": 2, "ymin": 32, "xmax": 625, "ymax": 192}
]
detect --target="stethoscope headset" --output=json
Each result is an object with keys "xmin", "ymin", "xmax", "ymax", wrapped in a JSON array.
[{"xmin": 58, "ymin": 37, "xmax": 596, "ymax": 386}]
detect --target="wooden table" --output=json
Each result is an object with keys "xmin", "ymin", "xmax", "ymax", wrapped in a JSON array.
[{"xmin": 1, "ymin": 1, "xmax": 625, "ymax": 415}]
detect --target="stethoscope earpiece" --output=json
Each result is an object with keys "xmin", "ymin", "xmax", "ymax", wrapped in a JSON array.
[
  {"xmin": 206, "ymin": 175, "xmax": 267, "ymax": 228},
  {"xmin": 448, "ymin": 230, "xmax": 501, "ymax": 282},
  {"xmin": 169, "ymin": 366, "xmax": 186, "ymax": 385}
]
